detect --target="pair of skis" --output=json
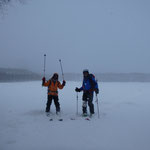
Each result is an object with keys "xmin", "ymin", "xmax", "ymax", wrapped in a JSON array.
[
  {"xmin": 50, "ymin": 118, "xmax": 63, "ymax": 121},
  {"xmin": 46, "ymin": 113, "xmax": 63, "ymax": 121},
  {"xmin": 70, "ymin": 117, "xmax": 91, "ymax": 121},
  {"xmin": 70, "ymin": 113, "xmax": 93, "ymax": 121}
]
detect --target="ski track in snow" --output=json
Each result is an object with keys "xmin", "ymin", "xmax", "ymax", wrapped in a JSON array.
[{"xmin": 0, "ymin": 81, "xmax": 150, "ymax": 150}]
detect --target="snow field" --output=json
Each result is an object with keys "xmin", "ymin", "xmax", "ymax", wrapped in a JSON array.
[{"xmin": 0, "ymin": 81, "xmax": 150, "ymax": 150}]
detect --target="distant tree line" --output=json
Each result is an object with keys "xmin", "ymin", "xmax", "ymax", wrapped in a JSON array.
[
  {"xmin": 1, "ymin": 68, "xmax": 150, "ymax": 82},
  {"xmin": 0, "ymin": 68, "xmax": 41, "ymax": 82}
]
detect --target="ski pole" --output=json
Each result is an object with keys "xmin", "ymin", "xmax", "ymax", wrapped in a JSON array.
[
  {"xmin": 76, "ymin": 92, "xmax": 78, "ymax": 116},
  {"xmin": 96, "ymin": 93, "xmax": 100, "ymax": 119},
  {"xmin": 95, "ymin": 79, "xmax": 100, "ymax": 118},
  {"xmin": 59, "ymin": 59, "xmax": 64, "ymax": 80},
  {"xmin": 44, "ymin": 54, "xmax": 46, "ymax": 77}
]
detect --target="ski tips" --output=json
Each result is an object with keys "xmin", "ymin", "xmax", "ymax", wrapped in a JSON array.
[
  {"xmin": 59, "ymin": 119, "xmax": 63, "ymax": 121},
  {"xmin": 85, "ymin": 118, "xmax": 90, "ymax": 121}
]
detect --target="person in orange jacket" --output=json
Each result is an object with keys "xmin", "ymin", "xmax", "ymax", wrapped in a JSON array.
[{"xmin": 42, "ymin": 73, "xmax": 66, "ymax": 114}]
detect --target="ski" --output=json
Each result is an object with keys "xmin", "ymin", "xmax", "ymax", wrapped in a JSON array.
[
  {"xmin": 46, "ymin": 112, "xmax": 50, "ymax": 117},
  {"xmin": 70, "ymin": 117, "xmax": 76, "ymax": 120},
  {"xmin": 58, "ymin": 118, "xmax": 63, "ymax": 121},
  {"xmin": 46, "ymin": 112, "xmax": 63, "ymax": 121},
  {"xmin": 70, "ymin": 117, "xmax": 91, "ymax": 121},
  {"xmin": 70, "ymin": 114, "xmax": 92, "ymax": 121},
  {"xmin": 49, "ymin": 118, "xmax": 63, "ymax": 121},
  {"xmin": 85, "ymin": 117, "xmax": 90, "ymax": 121},
  {"xmin": 83, "ymin": 113, "xmax": 92, "ymax": 121}
]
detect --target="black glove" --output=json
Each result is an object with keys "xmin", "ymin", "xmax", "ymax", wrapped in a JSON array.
[
  {"xmin": 42, "ymin": 77, "xmax": 46, "ymax": 86},
  {"xmin": 62, "ymin": 80, "xmax": 66, "ymax": 86},
  {"xmin": 75, "ymin": 87, "xmax": 81, "ymax": 92},
  {"xmin": 95, "ymin": 88, "xmax": 99, "ymax": 94}
]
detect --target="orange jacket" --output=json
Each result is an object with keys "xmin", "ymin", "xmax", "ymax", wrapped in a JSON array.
[{"xmin": 43, "ymin": 79, "xmax": 64, "ymax": 96}]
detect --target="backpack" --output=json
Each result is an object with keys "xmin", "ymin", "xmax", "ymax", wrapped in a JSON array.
[{"xmin": 89, "ymin": 74, "xmax": 97, "ymax": 89}]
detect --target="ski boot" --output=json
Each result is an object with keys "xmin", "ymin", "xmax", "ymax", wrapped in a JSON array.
[{"xmin": 82, "ymin": 113, "xmax": 88, "ymax": 117}]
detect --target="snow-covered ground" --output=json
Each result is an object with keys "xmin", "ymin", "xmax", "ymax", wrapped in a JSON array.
[{"xmin": 0, "ymin": 81, "xmax": 150, "ymax": 150}]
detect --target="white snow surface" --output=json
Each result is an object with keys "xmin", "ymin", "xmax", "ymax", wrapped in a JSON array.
[{"xmin": 0, "ymin": 81, "xmax": 150, "ymax": 150}]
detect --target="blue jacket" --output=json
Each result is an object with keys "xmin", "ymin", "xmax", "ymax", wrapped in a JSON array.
[{"xmin": 80, "ymin": 74, "xmax": 98, "ymax": 92}]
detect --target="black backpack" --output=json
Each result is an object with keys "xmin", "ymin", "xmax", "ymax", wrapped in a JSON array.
[{"xmin": 89, "ymin": 74, "xmax": 97, "ymax": 89}]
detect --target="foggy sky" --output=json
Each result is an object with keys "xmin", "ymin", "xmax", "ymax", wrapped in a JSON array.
[{"xmin": 0, "ymin": 0, "xmax": 150, "ymax": 74}]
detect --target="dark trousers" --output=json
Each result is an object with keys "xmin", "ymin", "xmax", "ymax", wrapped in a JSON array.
[
  {"xmin": 82, "ymin": 91, "xmax": 94, "ymax": 114},
  {"xmin": 45, "ymin": 95, "xmax": 60, "ymax": 113}
]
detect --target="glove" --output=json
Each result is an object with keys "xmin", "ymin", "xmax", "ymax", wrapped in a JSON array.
[
  {"xmin": 75, "ymin": 87, "xmax": 81, "ymax": 92},
  {"xmin": 62, "ymin": 80, "xmax": 66, "ymax": 86},
  {"xmin": 95, "ymin": 88, "xmax": 99, "ymax": 94},
  {"xmin": 42, "ymin": 77, "xmax": 46, "ymax": 85}
]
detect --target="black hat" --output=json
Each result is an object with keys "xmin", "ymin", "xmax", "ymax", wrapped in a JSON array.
[
  {"xmin": 52, "ymin": 73, "xmax": 59, "ymax": 80},
  {"xmin": 83, "ymin": 69, "xmax": 89, "ymax": 74}
]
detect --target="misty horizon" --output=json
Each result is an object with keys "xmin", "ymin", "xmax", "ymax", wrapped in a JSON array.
[
  {"xmin": 1, "ymin": 67, "xmax": 150, "ymax": 82},
  {"xmin": 1, "ymin": 66, "xmax": 150, "ymax": 74}
]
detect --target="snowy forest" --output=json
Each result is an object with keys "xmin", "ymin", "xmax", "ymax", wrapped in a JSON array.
[{"xmin": 0, "ymin": 68, "xmax": 41, "ymax": 82}]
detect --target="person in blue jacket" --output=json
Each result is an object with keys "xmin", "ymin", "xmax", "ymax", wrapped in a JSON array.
[{"xmin": 75, "ymin": 69, "xmax": 99, "ymax": 116}]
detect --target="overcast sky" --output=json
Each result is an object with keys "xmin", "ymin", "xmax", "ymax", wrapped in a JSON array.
[{"xmin": 0, "ymin": 0, "xmax": 150, "ymax": 74}]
